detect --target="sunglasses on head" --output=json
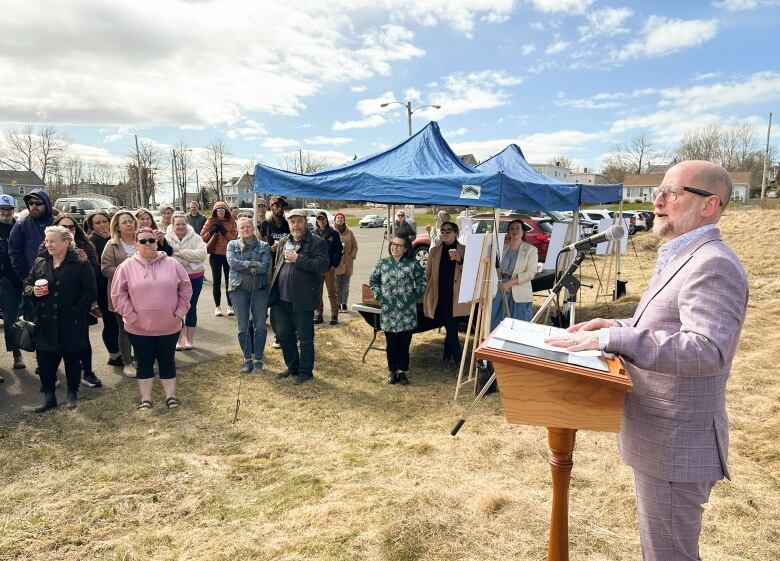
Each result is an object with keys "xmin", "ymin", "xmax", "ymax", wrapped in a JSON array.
[{"xmin": 137, "ymin": 238, "xmax": 156, "ymax": 245}]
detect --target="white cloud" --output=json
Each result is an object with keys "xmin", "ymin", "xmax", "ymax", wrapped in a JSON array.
[
  {"xmin": 332, "ymin": 114, "xmax": 387, "ymax": 131},
  {"xmin": 712, "ymin": 0, "xmax": 758, "ymax": 10},
  {"xmin": 613, "ymin": 16, "xmax": 717, "ymax": 61},
  {"xmin": 421, "ymin": 69, "xmax": 522, "ymax": 119},
  {"xmin": 278, "ymin": 148, "xmax": 351, "ymax": 166},
  {"xmin": 530, "ymin": 0, "xmax": 594, "ymax": 15},
  {"xmin": 444, "ymin": 127, "xmax": 469, "ymax": 137},
  {"xmin": 452, "ymin": 129, "xmax": 606, "ymax": 162},
  {"xmin": 579, "ymin": 7, "xmax": 632, "ymax": 41},
  {"xmin": 355, "ymin": 91, "xmax": 399, "ymax": 116},
  {"xmin": 350, "ymin": 85, "xmax": 368, "ymax": 93},
  {"xmin": 530, "ymin": 22, "xmax": 545, "ymax": 30},
  {"xmin": 556, "ymin": 88, "xmax": 657, "ymax": 109},
  {"xmin": 262, "ymin": 137, "xmax": 300, "ymax": 151},
  {"xmin": 656, "ymin": 71, "xmax": 780, "ymax": 112},
  {"xmin": 521, "ymin": 43, "xmax": 537, "ymax": 55},
  {"xmin": 545, "ymin": 40, "xmax": 569, "ymax": 55},
  {"xmin": 226, "ymin": 119, "xmax": 268, "ymax": 139},
  {"xmin": 694, "ymin": 71, "xmax": 722, "ymax": 81},
  {"xmin": 303, "ymin": 135, "xmax": 353, "ymax": 145}
]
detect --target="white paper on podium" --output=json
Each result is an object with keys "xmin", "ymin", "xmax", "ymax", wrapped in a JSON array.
[{"xmin": 492, "ymin": 318, "xmax": 602, "ymax": 357}]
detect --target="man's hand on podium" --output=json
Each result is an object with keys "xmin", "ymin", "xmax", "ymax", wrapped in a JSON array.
[{"xmin": 544, "ymin": 317, "xmax": 620, "ymax": 352}]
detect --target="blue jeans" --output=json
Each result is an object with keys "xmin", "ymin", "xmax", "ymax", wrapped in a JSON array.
[
  {"xmin": 185, "ymin": 275, "xmax": 204, "ymax": 327},
  {"xmin": 273, "ymin": 300, "xmax": 315, "ymax": 376},
  {"xmin": 0, "ymin": 275, "xmax": 22, "ymax": 351},
  {"xmin": 231, "ymin": 288, "xmax": 269, "ymax": 364},
  {"xmin": 490, "ymin": 288, "xmax": 533, "ymax": 332}
]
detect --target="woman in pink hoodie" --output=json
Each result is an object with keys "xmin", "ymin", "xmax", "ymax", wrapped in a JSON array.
[{"xmin": 111, "ymin": 227, "xmax": 193, "ymax": 410}]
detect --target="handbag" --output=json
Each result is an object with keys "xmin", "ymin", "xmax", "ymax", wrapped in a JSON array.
[{"xmin": 12, "ymin": 316, "xmax": 36, "ymax": 352}]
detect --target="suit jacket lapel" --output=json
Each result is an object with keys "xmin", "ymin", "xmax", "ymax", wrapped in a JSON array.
[{"xmin": 631, "ymin": 228, "xmax": 722, "ymax": 326}]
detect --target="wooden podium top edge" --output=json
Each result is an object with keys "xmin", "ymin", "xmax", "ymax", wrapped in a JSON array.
[{"xmin": 475, "ymin": 335, "xmax": 633, "ymax": 392}]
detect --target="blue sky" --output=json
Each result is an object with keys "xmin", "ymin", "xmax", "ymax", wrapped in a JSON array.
[{"xmin": 2, "ymin": 0, "xmax": 778, "ymax": 191}]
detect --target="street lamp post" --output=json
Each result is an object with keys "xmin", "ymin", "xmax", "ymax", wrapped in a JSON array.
[{"xmin": 380, "ymin": 100, "xmax": 442, "ymax": 137}]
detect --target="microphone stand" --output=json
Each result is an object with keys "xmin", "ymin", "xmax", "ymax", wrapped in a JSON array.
[{"xmin": 450, "ymin": 249, "xmax": 588, "ymax": 436}]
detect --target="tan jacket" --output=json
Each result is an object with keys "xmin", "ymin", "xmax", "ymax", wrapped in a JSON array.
[
  {"xmin": 423, "ymin": 242, "xmax": 469, "ymax": 319},
  {"xmin": 100, "ymin": 239, "xmax": 130, "ymax": 312},
  {"xmin": 503, "ymin": 242, "xmax": 538, "ymax": 304},
  {"xmin": 334, "ymin": 227, "xmax": 358, "ymax": 276}
]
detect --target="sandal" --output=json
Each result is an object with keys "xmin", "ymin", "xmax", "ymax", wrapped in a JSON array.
[
  {"xmin": 165, "ymin": 397, "xmax": 180, "ymax": 410},
  {"xmin": 137, "ymin": 400, "xmax": 153, "ymax": 411}
]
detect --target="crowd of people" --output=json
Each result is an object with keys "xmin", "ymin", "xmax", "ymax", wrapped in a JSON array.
[{"xmin": 0, "ymin": 192, "xmax": 374, "ymax": 411}]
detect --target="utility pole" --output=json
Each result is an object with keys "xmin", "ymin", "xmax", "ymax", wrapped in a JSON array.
[
  {"xmin": 134, "ymin": 134, "xmax": 145, "ymax": 207},
  {"xmin": 195, "ymin": 169, "xmax": 200, "ymax": 207},
  {"xmin": 761, "ymin": 112, "xmax": 773, "ymax": 200},
  {"xmin": 299, "ymin": 149, "xmax": 304, "ymax": 173},
  {"xmin": 171, "ymin": 149, "xmax": 178, "ymax": 207},
  {"xmin": 406, "ymin": 101, "xmax": 412, "ymax": 137}
]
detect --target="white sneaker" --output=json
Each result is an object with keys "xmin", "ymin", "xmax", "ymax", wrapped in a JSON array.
[
  {"xmin": 123, "ymin": 366, "xmax": 137, "ymax": 378},
  {"xmin": 227, "ymin": 306, "xmax": 234, "ymax": 316},
  {"xmin": 215, "ymin": 306, "xmax": 223, "ymax": 317}
]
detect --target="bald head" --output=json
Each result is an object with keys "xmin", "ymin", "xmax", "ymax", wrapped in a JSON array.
[{"xmin": 667, "ymin": 160, "xmax": 732, "ymax": 211}]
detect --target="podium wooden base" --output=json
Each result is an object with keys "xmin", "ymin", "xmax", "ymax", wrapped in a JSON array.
[{"xmin": 475, "ymin": 338, "xmax": 631, "ymax": 561}]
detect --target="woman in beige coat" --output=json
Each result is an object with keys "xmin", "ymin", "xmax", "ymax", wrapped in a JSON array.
[
  {"xmin": 490, "ymin": 219, "xmax": 538, "ymax": 331},
  {"xmin": 333, "ymin": 212, "xmax": 358, "ymax": 313},
  {"xmin": 423, "ymin": 221, "xmax": 468, "ymax": 363},
  {"xmin": 100, "ymin": 210, "xmax": 139, "ymax": 377}
]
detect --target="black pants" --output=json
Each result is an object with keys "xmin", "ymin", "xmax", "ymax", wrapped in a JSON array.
[
  {"xmin": 96, "ymin": 279, "xmax": 119, "ymax": 354},
  {"xmin": 0, "ymin": 275, "xmax": 22, "ymax": 352},
  {"xmin": 442, "ymin": 317, "xmax": 462, "ymax": 362},
  {"xmin": 209, "ymin": 254, "xmax": 231, "ymax": 307},
  {"xmin": 385, "ymin": 330, "xmax": 413, "ymax": 373},
  {"xmin": 127, "ymin": 331, "xmax": 179, "ymax": 380},
  {"xmin": 37, "ymin": 349, "xmax": 82, "ymax": 392},
  {"xmin": 273, "ymin": 301, "xmax": 315, "ymax": 376},
  {"xmin": 79, "ymin": 341, "xmax": 93, "ymax": 375}
]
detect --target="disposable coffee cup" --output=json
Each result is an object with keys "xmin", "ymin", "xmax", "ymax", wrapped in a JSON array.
[
  {"xmin": 448, "ymin": 249, "xmax": 458, "ymax": 260},
  {"xmin": 35, "ymin": 279, "xmax": 49, "ymax": 295}
]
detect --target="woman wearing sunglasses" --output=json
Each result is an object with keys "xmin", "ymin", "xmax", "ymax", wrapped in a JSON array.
[
  {"xmin": 111, "ymin": 227, "xmax": 192, "ymax": 411},
  {"xmin": 423, "ymin": 221, "xmax": 468, "ymax": 367}
]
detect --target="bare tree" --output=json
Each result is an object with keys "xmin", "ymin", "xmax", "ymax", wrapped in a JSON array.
[
  {"xmin": 1, "ymin": 125, "xmax": 66, "ymax": 183},
  {"xmin": 203, "ymin": 137, "xmax": 230, "ymax": 201},
  {"xmin": 63, "ymin": 155, "xmax": 84, "ymax": 188},
  {"xmin": 127, "ymin": 139, "xmax": 162, "ymax": 206},
  {"xmin": 605, "ymin": 131, "xmax": 656, "ymax": 176},
  {"xmin": 547, "ymin": 155, "xmax": 574, "ymax": 171},
  {"xmin": 172, "ymin": 140, "xmax": 193, "ymax": 206},
  {"xmin": 277, "ymin": 150, "xmax": 330, "ymax": 174}
]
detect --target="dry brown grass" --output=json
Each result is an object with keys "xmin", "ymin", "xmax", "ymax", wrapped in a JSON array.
[{"xmin": 1, "ymin": 208, "xmax": 778, "ymax": 560}]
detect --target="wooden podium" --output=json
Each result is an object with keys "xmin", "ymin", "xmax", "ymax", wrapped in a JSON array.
[{"xmin": 475, "ymin": 335, "xmax": 632, "ymax": 561}]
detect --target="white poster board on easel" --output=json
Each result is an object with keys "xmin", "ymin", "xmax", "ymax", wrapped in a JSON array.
[
  {"xmin": 596, "ymin": 218, "xmax": 629, "ymax": 255},
  {"xmin": 458, "ymin": 233, "xmax": 503, "ymax": 304}
]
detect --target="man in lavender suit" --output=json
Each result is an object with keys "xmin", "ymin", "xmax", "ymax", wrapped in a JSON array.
[{"xmin": 547, "ymin": 160, "xmax": 749, "ymax": 561}]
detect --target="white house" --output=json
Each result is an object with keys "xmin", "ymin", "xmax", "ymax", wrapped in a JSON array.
[
  {"xmin": 569, "ymin": 168, "xmax": 607, "ymax": 185},
  {"xmin": 222, "ymin": 173, "xmax": 255, "ymax": 206},
  {"xmin": 531, "ymin": 163, "xmax": 570, "ymax": 181}
]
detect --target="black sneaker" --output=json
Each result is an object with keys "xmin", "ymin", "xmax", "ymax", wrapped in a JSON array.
[
  {"xmin": 107, "ymin": 356, "xmax": 124, "ymax": 367},
  {"xmin": 387, "ymin": 371, "xmax": 398, "ymax": 385},
  {"xmin": 329, "ymin": 317, "xmax": 338, "ymax": 325},
  {"xmin": 293, "ymin": 372, "xmax": 313, "ymax": 385},
  {"xmin": 275, "ymin": 369, "xmax": 296, "ymax": 380},
  {"xmin": 313, "ymin": 316, "xmax": 324, "ymax": 325},
  {"xmin": 82, "ymin": 372, "xmax": 103, "ymax": 388},
  {"xmin": 397, "ymin": 371, "xmax": 409, "ymax": 385}
]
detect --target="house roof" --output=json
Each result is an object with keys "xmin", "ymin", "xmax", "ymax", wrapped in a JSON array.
[
  {"xmin": 624, "ymin": 171, "xmax": 752, "ymax": 187},
  {"xmin": 458, "ymin": 154, "xmax": 478, "ymax": 166},
  {"xmin": 0, "ymin": 170, "xmax": 45, "ymax": 186}
]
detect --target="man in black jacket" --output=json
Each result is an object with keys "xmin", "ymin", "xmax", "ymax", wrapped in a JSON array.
[
  {"xmin": 269, "ymin": 208, "xmax": 329, "ymax": 384},
  {"xmin": 0, "ymin": 194, "xmax": 26, "ymax": 377},
  {"xmin": 313, "ymin": 211, "xmax": 343, "ymax": 325}
]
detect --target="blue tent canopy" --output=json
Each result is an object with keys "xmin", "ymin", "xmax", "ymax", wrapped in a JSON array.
[
  {"xmin": 254, "ymin": 122, "xmax": 584, "ymax": 212},
  {"xmin": 476, "ymin": 144, "xmax": 623, "ymax": 205}
]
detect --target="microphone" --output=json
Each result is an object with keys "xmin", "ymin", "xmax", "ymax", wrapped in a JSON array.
[{"xmin": 561, "ymin": 224, "xmax": 625, "ymax": 253}]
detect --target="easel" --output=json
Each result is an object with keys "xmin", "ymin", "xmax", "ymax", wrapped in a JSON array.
[{"xmin": 453, "ymin": 235, "xmax": 492, "ymax": 399}]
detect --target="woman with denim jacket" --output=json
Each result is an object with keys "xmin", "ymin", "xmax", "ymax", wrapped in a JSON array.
[{"xmin": 226, "ymin": 217, "xmax": 271, "ymax": 372}]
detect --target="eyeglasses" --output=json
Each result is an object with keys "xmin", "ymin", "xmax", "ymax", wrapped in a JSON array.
[
  {"xmin": 440, "ymin": 228, "xmax": 455, "ymax": 233},
  {"xmin": 119, "ymin": 220, "xmax": 135, "ymax": 225},
  {"xmin": 27, "ymin": 201, "xmax": 45, "ymax": 207},
  {"xmin": 649, "ymin": 186, "xmax": 723, "ymax": 207},
  {"xmin": 396, "ymin": 213, "xmax": 405, "ymax": 217},
  {"xmin": 137, "ymin": 238, "xmax": 156, "ymax": 245},
  {"xmin": 0, "ymin": 207, "xmax": 14, "ymax": 212},
  {"xmin": 390, "ymin": 242, "xmax": 405, "ymax": 249}
]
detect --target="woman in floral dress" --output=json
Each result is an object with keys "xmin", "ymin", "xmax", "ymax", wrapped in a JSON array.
[{"xmin": 369, "ymin": 235, "xmax": 426, "ymax": 385}]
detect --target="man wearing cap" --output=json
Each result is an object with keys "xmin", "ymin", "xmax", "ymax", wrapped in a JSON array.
[
  {"xmin": 0, "ymin": 194, "xmax": 26, "ymax": 375},
  {"xmin": 260, "ymin": 196, "xmax": 290, "ymax": 251},
  {"xmin": 9, "ymin": 189, "xmax": 54, "ymax": 283},
  {"xmin": 268, "ymin": 208, "xmax": 329, "ymax": 384},
  {"xmin": 186, "ymin": 201, "xmax": 207, "ymax": 235},
  {"xmin": 255, "ymin": 198, "xmax": 268, "ymax": 240}
]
